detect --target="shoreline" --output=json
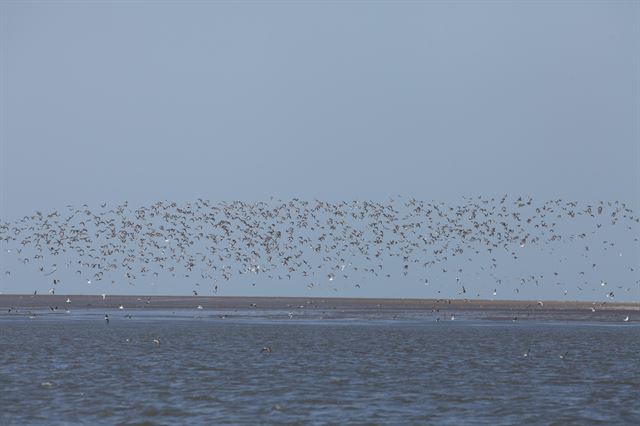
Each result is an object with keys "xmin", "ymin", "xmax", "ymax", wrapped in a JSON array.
[{"xmin": 1, "ymin": 294, "xmax": 638, "ymax": 316}]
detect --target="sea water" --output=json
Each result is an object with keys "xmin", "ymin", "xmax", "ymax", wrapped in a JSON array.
[{"xmin": 1, "ymin": 311, "xmax": 639, "ymax": 425}]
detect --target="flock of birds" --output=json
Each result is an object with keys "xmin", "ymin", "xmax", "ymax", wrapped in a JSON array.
[{"xmin": 0, "ymin": 196, "xmax": 638, "ymax": 302}]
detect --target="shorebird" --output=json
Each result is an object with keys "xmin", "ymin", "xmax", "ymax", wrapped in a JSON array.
[{"xmin": 0, "ymin": 196, "xmax": 637, "ymax": 304}]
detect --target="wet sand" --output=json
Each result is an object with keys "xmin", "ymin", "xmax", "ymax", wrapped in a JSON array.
[{"xmin": 1, "ymin": 294, "xmax": 637, "ymax": 322}]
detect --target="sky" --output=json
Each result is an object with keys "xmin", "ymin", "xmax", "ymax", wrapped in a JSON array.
[{"xmin": 0, "ymin": 1, "xmax": 638, "ymax": 299}]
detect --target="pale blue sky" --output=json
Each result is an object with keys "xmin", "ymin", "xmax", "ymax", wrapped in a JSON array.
[{"xmin": 1, "ymin": 1, "xmax": 638, "ymax": 299}]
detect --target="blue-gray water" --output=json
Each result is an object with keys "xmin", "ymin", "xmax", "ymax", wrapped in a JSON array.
[{"xmin": 1, "ymin": 311, "xmax": 639, "ymax": 425}]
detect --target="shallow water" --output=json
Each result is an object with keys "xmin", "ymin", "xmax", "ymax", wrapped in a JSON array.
[{"xmin": 1, "ymin": 312, "xmax": 639, "ymax": 425}]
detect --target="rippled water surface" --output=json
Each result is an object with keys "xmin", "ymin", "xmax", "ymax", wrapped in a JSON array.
[{"xmin": 1, "ymin": 312, "xmax": 639, "ymax": 425}]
